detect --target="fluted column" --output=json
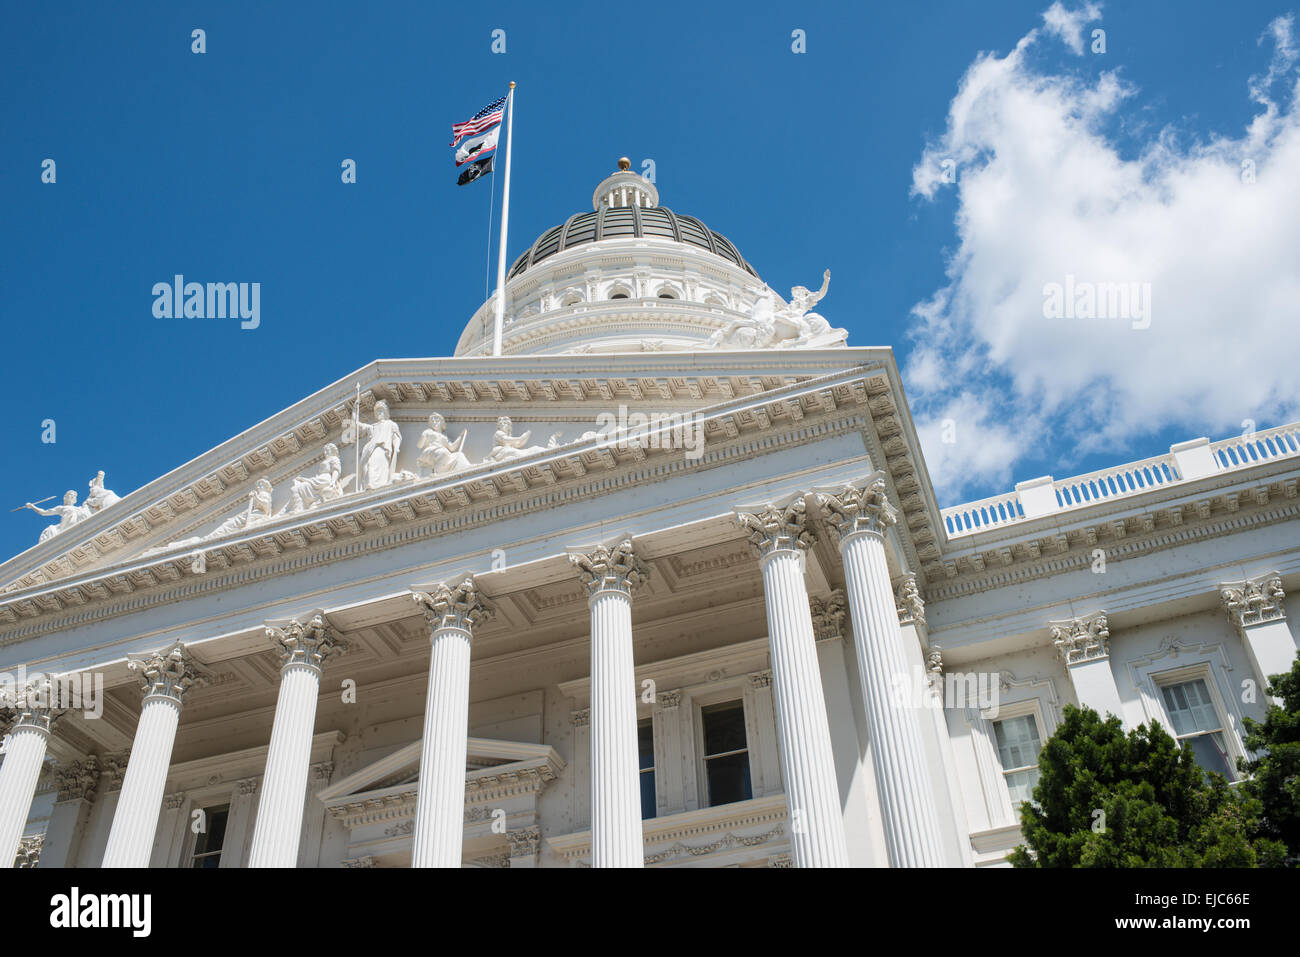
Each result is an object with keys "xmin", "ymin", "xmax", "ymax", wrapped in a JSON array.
[
  {"xmin": 248, "ymin": 613, "xmax": 347, "ymax": 867},
  {"xmin": 410, "ymin": 578, "xmax": 493, "ymax": 868},
  {"xmin": 102, "ymin": 643, "xmax": 209, "ymax": 868},
  {"xmin": 570, "ymin": 539, "xmax": 647, "ymax": 868},
  {"xmin": 735, "ymin": 498, "xmax": 850, "ymax": 867},
  {"xmin": 0, "ymin": 680, "xmax": 62, "ymax": 868},
  {"xmin": 815, "ymin": 476, "xmax": 945, "ymax": 867}
]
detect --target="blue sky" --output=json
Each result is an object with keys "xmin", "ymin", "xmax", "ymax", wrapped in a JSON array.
[{"xmin": 2, "ymin": 0, "xmax": 1298, "ymax": 560}]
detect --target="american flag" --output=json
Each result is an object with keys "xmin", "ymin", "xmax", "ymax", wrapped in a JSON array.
[{"xmin": 450, "ymin": 94, "xmax": 507, "ymax": 147}]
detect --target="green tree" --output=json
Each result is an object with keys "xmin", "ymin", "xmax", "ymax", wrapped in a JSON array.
[
  {"xmin": 1008, "ymin": 704, "xmax": 1284, "ymax": 867},
  {"xmin": 1238, "ymin": 655, "xmax": 1300, "ymax": 863}
]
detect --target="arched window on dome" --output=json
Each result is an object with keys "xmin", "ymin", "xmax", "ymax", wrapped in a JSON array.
[
  {"xmin": 656, "ymin": 283, "xmax": 682, "ymax": 300},
  {"xmin": 607, "ymin": 283, "xmax": 633, "ymax": 301},
  {"xmin": 560, "ymin": 288, "xmax": 585, "ymax": 307}
]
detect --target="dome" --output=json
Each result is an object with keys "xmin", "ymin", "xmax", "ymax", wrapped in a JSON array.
[{"xmin": 508, "ymin": 203, "xmax": 757, "ymax": 280}]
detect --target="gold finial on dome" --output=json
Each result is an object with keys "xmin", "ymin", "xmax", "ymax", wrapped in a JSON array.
[{"xmin": 617, "ymin": 157, "xmax": 631, "ymax": 171}]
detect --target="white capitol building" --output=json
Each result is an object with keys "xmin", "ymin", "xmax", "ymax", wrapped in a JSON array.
[{"xmin": 1, "ymin": 161, "xmax": 1297, "ymax": 868}]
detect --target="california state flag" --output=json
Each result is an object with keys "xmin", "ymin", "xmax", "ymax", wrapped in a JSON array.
[{"xmin": 455, "ymin": 126, "xmax": 499, "ymax": 167}]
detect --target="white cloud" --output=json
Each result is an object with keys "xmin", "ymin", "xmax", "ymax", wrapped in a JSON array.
[
  {"xmin": 907, "ymin": 7, "xmax": 1300, "ymax": 501},
  {"xmin": 1041, "ymin": 0, "xmax": 1102, "ymax": 56}
]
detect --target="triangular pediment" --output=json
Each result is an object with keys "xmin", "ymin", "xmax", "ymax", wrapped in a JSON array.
[{"xmin": 0, "ymin": 349, "xmax": 945, "ymax": 629}]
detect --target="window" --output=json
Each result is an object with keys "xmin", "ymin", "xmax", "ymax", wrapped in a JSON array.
[
  {"xmin": 610, "ymin": 293, "xmax": 629, "ymax": 300},
  {"xmin": 993, "ymin": 714, "xmax": 1042, "ymax": 808},
  {"xmin": 189, "ymin": 804, "xmax": 230, "ymax": 868},
  {"xmin": 638, "ymin": 719, "xmax": 656, "ymax": 820},
  {"xmin": 701, "ymin": 701, "xmax": 752, "ymax": 807},
  {"xmin": 1160, "ymin": 679, "xmax": 1235, "ymax": 781}
]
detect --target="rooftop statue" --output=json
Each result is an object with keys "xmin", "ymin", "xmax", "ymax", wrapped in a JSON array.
[
  {"xmin": 707, "ymin": 270, "xmax": 846, "ymax": 350},
  {"xmin": 85, "ymin": 471, "xmax": 121, "ymax": 514},
  {"xmin": 25, "ymin": 491, "xmax": 90, "ymax": 544}
]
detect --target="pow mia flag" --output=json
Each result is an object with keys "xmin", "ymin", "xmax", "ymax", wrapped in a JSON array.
[{"xmin": 457, "ymin": 154, "xmax": 494, "ymax": 187}]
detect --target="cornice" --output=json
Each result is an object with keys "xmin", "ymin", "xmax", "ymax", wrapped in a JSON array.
[
  {"xmin": 0, "ymin": 371, "xmax": 881, "ymax": 644},
  {"xmin": 925, "ymin": 487, "xmax": 1300, "ymax": 603}
]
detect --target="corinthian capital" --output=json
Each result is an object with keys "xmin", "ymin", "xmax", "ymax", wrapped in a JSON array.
[
  {"xmin": 266, "ymin": 612, "xmax": 349, "ymax": 672},
  {"xmin": 734, "ymin": 497, "xmax": 814, "ymax": 558},
  {"xmin": 0, "ymin": 677, "xmax": 67, "ymax": 735},
  {"xmin": 56, "ymin": 757, "xmax": 101, "ymax": 802},
  {"xmin": 1220, "ymin": 572, "xmax": 1286, "ymax": 632},
  {"xmin": 127, "ymin": 642, "xmax": 211, "ymax": 704},
  {"xmin": 1049, "ymin": 612, "xmax": 1110, "ymax": 665},
  {"xmin": 813, "ymin": 475, "xmax": 897, "ymax": 544},
  {"xmin": 412, "ymin": 577, "xmax": 494, "ymax": 634},
  {"xmin": 569, "ymin": 540, "xmax": 649, "ymax": 597}
]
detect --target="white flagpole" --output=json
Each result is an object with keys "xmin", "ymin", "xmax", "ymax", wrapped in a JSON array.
[{"xmin": 491, "ymin": 82, "xmax": 516, "ymax": 357}]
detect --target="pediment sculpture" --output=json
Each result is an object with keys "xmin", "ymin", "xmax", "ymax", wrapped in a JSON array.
[{"xmin": 483, "ymin": 416, "xmax": 562, "ymax": 465}]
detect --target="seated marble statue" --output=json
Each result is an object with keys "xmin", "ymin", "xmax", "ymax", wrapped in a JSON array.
[
  {"xmin": 210, "ymin": 479, "xmax": 277, "ymax": 537},
  {"xmin": 416, "ymin": 414, "xmax": 473, "ymax": 478},
  {"xmin": 288, "ymin": 444, "xmax": 349, "ymax": 513},
  {"xmin": 26, "ymin": 491, "xmax": 90, "ymax": 544},
  {"xmin": 483, "ymin": 416, "xmax": 560, "ymax": 464}
]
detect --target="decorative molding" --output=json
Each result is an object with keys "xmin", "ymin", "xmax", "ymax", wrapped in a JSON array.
[
  {"xmin": 1049, "ymin": 611, "xmax": 1110, "ymax": 665},
  {"xmin": 748, "ymin": 670, "xmax": 773, "ymax": 690},
  {"xmin": 14, "ymin": 834, "xmax": 43, "ymax": 868},
  {"xmin": 507, "ymin": 825, "xmax": 541, "ymax": 859},
  {"xmin": 926, "ymin": 646, "xmax": 944, "ymax": 694},
  {"xmin": 571, "ymin": 708, "xmax": 590, "ymax": 728},
  {"xmin": 101, "ymin": 752, "xmax": 129, "ymax": 792},
  {"xmin": 237, "ymin": 777, "xmax": 259, "ymax": 796},
  {"xmin": 412, "ymin": 578, "xmax": 494, "ymax": 634},
  {"xmin": 809, "ymin": 590, "xmax": 847, "ymax": 642},
  {"xmin": 643, "ymin": 824, "xmax": 785, "ymax": 866},
  {"xmin": 55, "ymin": 757, "xmax": 100, "ymax": 802},
  {"xmin": 767, "ymin": 852, "xmax": 794, "ymax": 868},
  {"xmin": 894, "ymin": 573, "xmax": 925, "ymax": 626},
  {"xmin": 163, "ymin": 792, "xmax": 186, "ymax": 810},
  {"xmin": 340, "ymin": 855, "xmax": 377, "ymax": 868},
  {"xmin": 655, "ymin": 691, "xmax": 682, "ymax": 711},
  {"xmin": 1220, "ymin": 572, "xmax": 1286, "ymax": 631}
]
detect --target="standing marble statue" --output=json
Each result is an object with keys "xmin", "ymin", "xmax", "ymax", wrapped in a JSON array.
[
  {"xmin": 483, "ymin": 416, "xmax": 560, "ymax": 465},
  {"xmin": 25, "ymin": 491, "xmax": 90, "ymax": 544},
  {"xmin": 350, "ymin": 400, "xmax": 404, "ymax": 490},
  {"xmin": 416, "ymin": 414, "xmax": 472, "ymax": 479}
]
